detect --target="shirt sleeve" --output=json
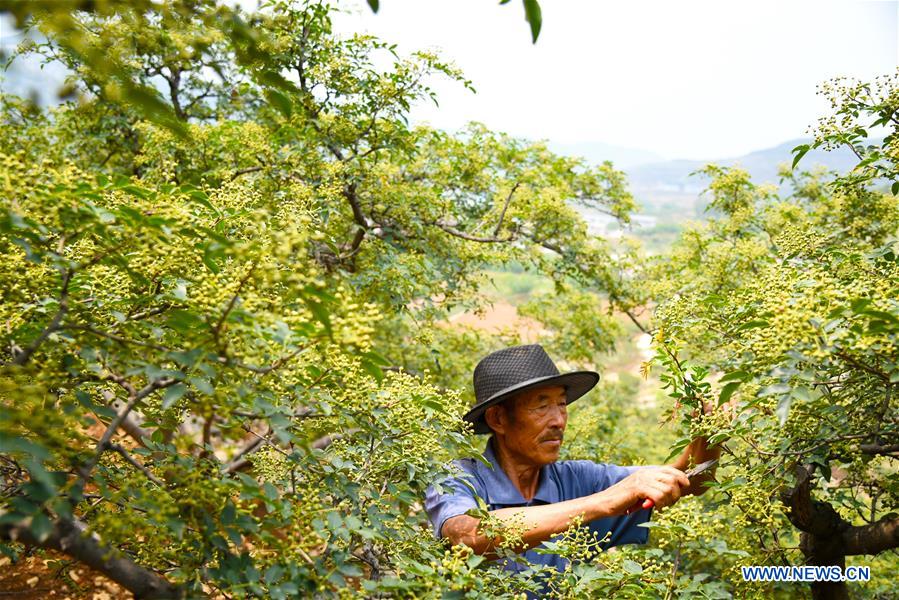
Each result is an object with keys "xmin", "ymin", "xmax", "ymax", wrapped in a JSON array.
[
  {"xmin": 582, "ymin": 462, "xmax": 654, "ymax": 547},
  {"xmin": 423, "ymin": 470, "xmax": 480, "ymax": 539}
]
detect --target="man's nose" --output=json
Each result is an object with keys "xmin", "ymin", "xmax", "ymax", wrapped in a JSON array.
[{"xmin": 546, "ymin": 405, "xmax": 567, "ymax": 428}]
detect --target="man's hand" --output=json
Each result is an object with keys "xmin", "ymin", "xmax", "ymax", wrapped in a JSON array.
[
  {"xmin": 598, "ymin": 466, "xmax": 691, "ymax": 514},
  {"xmin": 441, "ymin": 466, "xmax": 691, "ymax": 557}
]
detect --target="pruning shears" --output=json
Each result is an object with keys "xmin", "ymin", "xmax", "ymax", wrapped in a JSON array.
[{"xmin": 626, "ymin": 458, "xmax": 718, "ymax": 515}]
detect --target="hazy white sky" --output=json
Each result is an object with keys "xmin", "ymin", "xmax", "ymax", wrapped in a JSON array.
[{"xmin": 333, "ymin": 0, "xmax": 897, "ymax": 160}]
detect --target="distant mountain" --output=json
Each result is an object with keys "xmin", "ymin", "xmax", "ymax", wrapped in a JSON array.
[
  {"xmin": 625, "ymin": 139, "xmax": 859, "ymax": 195},
  {"xmin": 572, "ymin": 139, "xmax": 864, "ymax": 232},
  {"xmin": 625, "ymin": 140, "xmax": 863, "ymax": 221}
]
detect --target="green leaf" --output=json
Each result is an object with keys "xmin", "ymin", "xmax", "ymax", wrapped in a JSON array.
[
  {"xmin": 665, "ymin": 437, "xmax": 691, "ymax": 462},
  {"xmin": 811, "ymin": 458, "xmax": 832, "ymax": 482},
  {"xmin": 861, "ymin": 309, "xmax": 899, "ymax": 324},
  {"xmin": 185, "ymin": 189, "xmax": 218, "ymax": 214},
  {"xmin": 791, "ymin": 144, "xmax": 810, "ymax": 170},
  {"xmin": 523, "ymin": 0, "xmax": 542, "ymax": 43},
  {"xmin": 719, "ymin": 370, "xmax": 750, "ymax": 383},
  {"xmin": 361, "ymin": 359, "xmax": 384, "ymax": 382},
  {"xmin": 0, "ymin": 437, "xmax": 50, "ymax": 461},
  {"xmin": 189, "ymin": 377, "xmax": 214, "ymax": 395},
  {"xmin": 776, "ymin": 395, "xmax": 792, "ymax": 426},
  {"xmin": 262, "ymin": 482, "xmax": 279, "ymax": 501},
  {"xmin": 120, "ymin": 184, "xmax": 149, "ymax": 199},
  {"xmin": 162, "ymin": 384, "xmax": 188, "ymax": 410},
  {"xmin": 75, "ymin": 389, "xmax": 116, "ymax": 418},
  {"xmin": 326, "ymin": 511, "xmax": 342, "ymax": 532},
  {"xmin": 264, "ymin": 89, "xmax": 292, "ymax": 118},
  {"xmin": 791, "ymin": 386, "xmax": 812, "ymax": 402},
  {"xmin": 366, "ymin": 0, "xmax": 380, "ymax": 12},
  {"xmin": 29, "ymin": 513, "xmax": 52, "ymax": 543},
  {"xmin": 622, "ymin": 559, "xmax": 643, "ymax": 575},
  {"xmin": 303, "ymin": 299, "xmax": 332, "ymax": 338},
  {"xmin": 759, "ymin": 383, "xmax": 790, "ymax": 397},
  {"xmin": 737, "ymin": 320, "xmax": 768, "ymax": 331},
  {"xmin": 202, "ymin": 244, "xmax": 221, "ymax": 274},
  {"xmin": 264, "ymin": 564, "xmax": 284, "ymax": 585},
  {"xmin": 719, "ymin": 381, "xmax": 742, "ymax": 405},
  {"xmin": 892, "ymin": 181, "xmax": 899, "ymax": 195}
]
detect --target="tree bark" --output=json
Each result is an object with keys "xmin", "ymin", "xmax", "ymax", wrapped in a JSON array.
[
  {"xmin": 1, "ymin": 517, "xmax": 185, "ymax": 599},
  {"xmin": 781, "ymin": 464, "xmax": 899, "ymax": 600}
]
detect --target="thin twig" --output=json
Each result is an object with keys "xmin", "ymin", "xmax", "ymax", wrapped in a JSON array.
[
  {"xmin": 493, "ymin": 182, "xmax": 520, "ymax": 237},
  {"xmin": 434, "ymin": 222, "xmax": 514, "ymax": 243},
  {"xmin": 11, "ymin": 269, "xmax": 72, "ymax": 366},
  {"xmin": 107, "ymin": 443, "xmax": 163, "ymax": 486},
  {"xmin": 80, "ymin": 378, "xmax": 177, "ymax": 481}
]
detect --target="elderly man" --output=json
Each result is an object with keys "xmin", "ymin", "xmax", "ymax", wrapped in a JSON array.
[{"xmin": 424, "ymin": 344, "xmax": 719, "ymax": 572}]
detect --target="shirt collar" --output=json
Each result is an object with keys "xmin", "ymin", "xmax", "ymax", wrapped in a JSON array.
[{"xmin": 480, "ymin": 438, "xmax": 561, "ymax": 505}]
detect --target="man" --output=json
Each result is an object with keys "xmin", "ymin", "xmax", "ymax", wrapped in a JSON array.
[{"xmin": 424, "ymin": 344, "xmax": 719, "ymax": 572}]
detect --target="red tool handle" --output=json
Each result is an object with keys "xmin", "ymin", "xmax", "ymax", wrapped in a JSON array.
[{"xmin": 625, "ymin": 498, "xmax": 654, "ymax": 515}]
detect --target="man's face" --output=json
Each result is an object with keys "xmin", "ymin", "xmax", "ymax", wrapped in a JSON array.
[{"xmin": 490, "ymin": 385, "xmax": 568, "ymax": 467}]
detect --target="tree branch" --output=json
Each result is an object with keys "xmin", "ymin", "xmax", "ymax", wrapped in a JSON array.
[
  {"xmin": 780, "ymin": 464, "xmax": 847, "ymax": 540},
  {"xmin": 217, "ymin": 346, "xmax": 305, "ymax": 375},
  {"xmin": 11, "ymin": 269, "xmax": 72, "ymax": 366},
  {"xmin": 224, "ymin": 431, "xmax": 267, "ymax": 474},
  {"xmin": 433, "ymin": 222, "xmax": 514, "ymax": 243},
  {"xmin": 228, "ymin": 166, "xmax": 264, "ymax": 181},
  {"xmin": 212, "ymin": 264, "xmax": 257, "ymax": 347},
  {"xmin": 107, "ymin": 443, "xmax": 163, "ymax": 486},
  {"xmin": 80, "ymin": 378, "xmax": 177, "ymax": 481},
  {"xmin": 493, "ymin": 182, "xmax": 520, "ymax": 237},
  {"xmin": 836, "ymin": 351, "xmax": 888, "ymax": 381},
  {"xmin": 842, "ymin": 515, "xmax": 899, "ymax": 556},
  {"xmin": 64, "ymin": 325, "xmax": 172, "ymax": 353},
  {"xmin": 0, "ymin": 517, "xmax": 185, "ymax": 599},
  {"xmin": 859, "ymin": 443, "xmax": 899, "ymax": 456}
]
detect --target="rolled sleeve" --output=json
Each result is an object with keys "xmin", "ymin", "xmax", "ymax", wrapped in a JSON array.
[
  {"xmin": 582, "ymin": 462, "xmax": 654, "ymax": 547},
  {"xmin": 424, "ymin": 475, "xmax": 480, "ymax": 539}
]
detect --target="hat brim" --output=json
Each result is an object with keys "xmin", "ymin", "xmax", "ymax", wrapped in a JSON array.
[{"xmin": 463, "ymin": 371, "xmax": 600, "ymax": 435}]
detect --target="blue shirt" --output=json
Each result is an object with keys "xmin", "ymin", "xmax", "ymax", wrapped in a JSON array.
[{"xmin": 424, "ymin": 439, "xmax": 652, "ymax": 574}]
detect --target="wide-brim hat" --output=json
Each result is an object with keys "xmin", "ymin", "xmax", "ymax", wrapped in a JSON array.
[{"xmin": 464, "ymin": 344, "xmax": 599, "ymax": 434}]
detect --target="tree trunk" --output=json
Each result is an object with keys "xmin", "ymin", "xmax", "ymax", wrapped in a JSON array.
[
  {"xmin": 779, "ymin": 465, "xmax": 899, "ymax": 600},
  {"xmin": 800, "ymin": 531, "xmax": 849, "ymax": 600}
]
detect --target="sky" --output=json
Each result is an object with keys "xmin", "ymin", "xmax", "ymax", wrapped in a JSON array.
[
  {"xmin": 332, "ymin": 0, "xmax": 898, "ymax": 161},
  {"xmin": 2, "ymin": 1, "xmax": 895, "ymax": 162}
]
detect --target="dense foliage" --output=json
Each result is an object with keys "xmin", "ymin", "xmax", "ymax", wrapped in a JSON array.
[
  {"xmin": 1, "ymin": 1, "xmax": 897, "ymax": 598},
  {"xmin": 0, "ymin": 1, "xmax": 640, "ymax": 598},
  {"xmin": 641, "ymin": 75, "xmax": 899, "ymax": 599}
]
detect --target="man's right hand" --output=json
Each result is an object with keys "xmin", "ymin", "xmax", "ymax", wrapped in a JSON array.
[{"xmin": 597, "ymin": 466, "xmax": 691, "ymax": 514}]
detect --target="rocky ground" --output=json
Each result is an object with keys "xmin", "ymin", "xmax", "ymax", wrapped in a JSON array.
[{"xmin": 0, "ymin": 554, "xmax": 131, "ymax": 599}]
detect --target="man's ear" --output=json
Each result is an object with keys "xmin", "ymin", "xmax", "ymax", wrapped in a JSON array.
[{"xmin": 484, "ymin": 405, "xmax": 506, "ymax": 435}]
